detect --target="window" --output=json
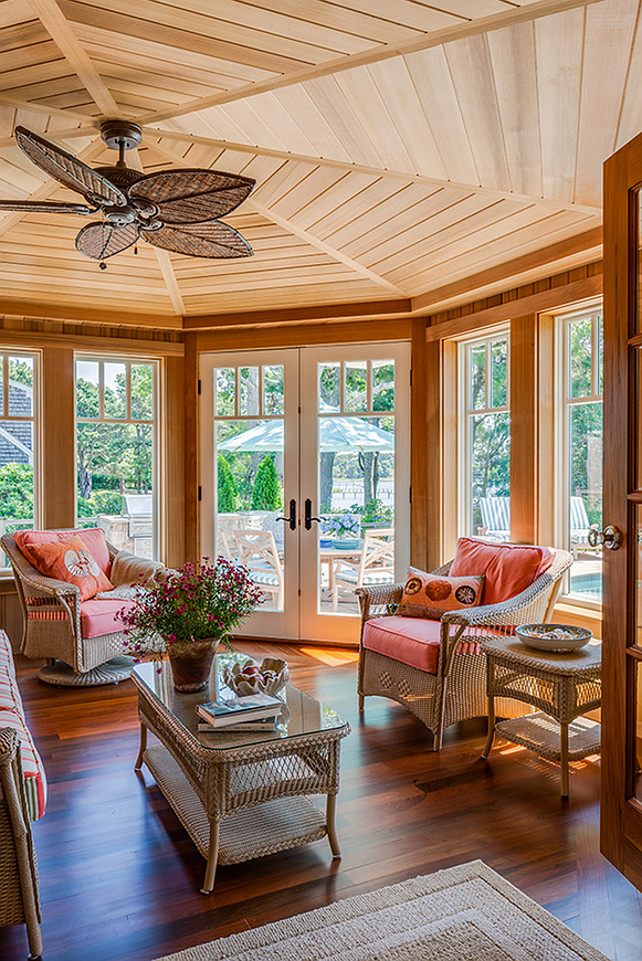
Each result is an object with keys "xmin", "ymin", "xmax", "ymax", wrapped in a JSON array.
[
  {"xmin": 459, "ymin": 333, "xmax": 511, "ymax": 538},
  {"xmin": 557, "ymin": 309, "xmax": 603, "ymax": 603},
  {"xmin": 75, "ymin": 357, "xmax": 159, "ymax": 559},
  {"xmin": 0, "ymin": 350, "xmax": 39, "ymax": 567}
]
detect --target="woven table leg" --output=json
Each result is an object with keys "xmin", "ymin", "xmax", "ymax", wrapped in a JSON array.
[
  {"xmin": 326, "ymin": 794, "xmax": 340, "ymax": 858},
  {"xmin": 201, "ymin": 821, "xmax": 220, "ymax": 895}
]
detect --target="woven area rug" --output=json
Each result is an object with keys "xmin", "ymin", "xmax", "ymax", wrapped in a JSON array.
[{"xmin": 153, "ymin": 860, "xmax": 610, "ymax": 961}]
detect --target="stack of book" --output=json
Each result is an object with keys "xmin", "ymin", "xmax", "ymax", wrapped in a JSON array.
[{"xmin": 197, "ymin": 690, "xmax": 283, "ymax": 733}]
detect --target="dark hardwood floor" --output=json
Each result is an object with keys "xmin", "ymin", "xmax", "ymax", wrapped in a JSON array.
[{"xmin": 2, "ymin": 641, "xmax": 641, "ymax": 961}]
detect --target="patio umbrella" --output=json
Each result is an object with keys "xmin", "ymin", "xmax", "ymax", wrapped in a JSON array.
[{"xmin": 217, "ymin": 416, "xmax": 393, "ymax": 453}]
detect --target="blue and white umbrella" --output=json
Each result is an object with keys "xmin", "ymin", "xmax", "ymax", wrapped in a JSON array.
[{"xmin": 217, "ymin": 416, "xmax": 393, "ymax": 453}]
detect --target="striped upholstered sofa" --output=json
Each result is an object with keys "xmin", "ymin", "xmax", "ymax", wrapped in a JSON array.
[{"xmin": 0, "ymin": 628, "xmax": 46, "ymax": 959}]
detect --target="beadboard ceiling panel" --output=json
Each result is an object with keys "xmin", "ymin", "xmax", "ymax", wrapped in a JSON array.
[{"xmin": 0, "ymin": 0, "xmax": 627, "ymax": 324}]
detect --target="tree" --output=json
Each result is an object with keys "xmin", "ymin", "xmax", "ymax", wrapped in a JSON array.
[
  {"xmin": 251, "ymin": 455, "xmax": 282, "ymax": 510},
  {"xmin": 0, "ymin": 463, "xmax": 33, "ymax": 519},
  {"xmin": 217, "ymin": 457, "xmax": 238, "ymax": 512}
]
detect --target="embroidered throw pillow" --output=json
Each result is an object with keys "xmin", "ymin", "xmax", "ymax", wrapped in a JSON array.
[
  {"xmin": 398, "ymin": 568, "xmax": 485, "ymax": 619},
  {"xmin": 16, "ymin": 533, "xmax": 113, "ymax": 601}
]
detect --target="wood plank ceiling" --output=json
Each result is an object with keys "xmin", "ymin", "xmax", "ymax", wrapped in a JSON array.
[{"xmin": 0, "ymin": 0, "xmax": 634, "ymax": 328}]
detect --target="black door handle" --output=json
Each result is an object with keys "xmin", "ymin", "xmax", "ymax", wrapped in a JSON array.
[
  {"xmin": 277, "ymin": 498, "xmax": 297, "ymax": 531},
  {"xmin": 304, "ymin": 498, "xmax": 320, "ymax": 531}
]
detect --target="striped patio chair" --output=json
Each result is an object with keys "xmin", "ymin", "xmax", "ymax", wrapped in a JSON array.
[
  {"xmin": 478, "ymin": 496, "xmax": 511, "ymax": 541},
  {"xmin": 570, "ymin": 496, "xmax": 592, "ymax": 551},
  {"xmin": 332, "ymin": 528, "xmax": 395, "ymax": 610}
]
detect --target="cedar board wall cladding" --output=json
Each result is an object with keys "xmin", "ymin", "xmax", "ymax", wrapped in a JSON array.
[{"xmin": 0, "ymin": 260, "xmax": 602, "ymax": 648}]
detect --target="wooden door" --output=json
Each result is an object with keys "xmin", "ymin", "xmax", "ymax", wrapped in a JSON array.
[{"xmin": 601, "ymin": 131, "xmax": 642, "ymax": 889}]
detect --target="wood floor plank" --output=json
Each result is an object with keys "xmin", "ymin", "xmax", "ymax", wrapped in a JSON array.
[{"xmin": 0, "ymin": 640, "xmax": 640, "ymax": 960}]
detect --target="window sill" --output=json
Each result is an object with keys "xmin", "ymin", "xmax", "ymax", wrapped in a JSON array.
[{"xmin": 552, "ymin": 600, "xmax": 602, "ymax": 639}]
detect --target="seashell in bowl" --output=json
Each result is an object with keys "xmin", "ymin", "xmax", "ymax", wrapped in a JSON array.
[
  {"xmin": 515, "ymin": 623, "xmax": 592, "ymax": 652},
  {"xmin": 222, "ymin": 657, "xmax": 289, "ymax": 697}
]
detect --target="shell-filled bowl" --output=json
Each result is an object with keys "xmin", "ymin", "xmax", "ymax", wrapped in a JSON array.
[
  {"xmin": 515, "ymin": 623, "xmax": 592, "ymax": 652},
  {"xmin": 222, "ymin": 657, "xmax": 289, "ymax": 697}
]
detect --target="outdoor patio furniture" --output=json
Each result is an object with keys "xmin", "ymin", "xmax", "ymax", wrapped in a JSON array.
[
  {"xmin": 570, "ymin": 496, "xmax": 595, "ymax": 553},
  {"xmin": 1, "ymin": 528, "xmax": 161, "ymax": 686},
  {"xmin": 227, "ymin": 528, "xmax": 284, "ymax": 609},
  {"xmin": 478, "ymin": 496, "xmax": 511, "ymax": 541},
  {"xmin": 356, "ymin": 541, "xmax": 573, "ymax": 750},
  {"xmin": 332, "ymin": 528, "xmax": 395, "ymax": 611}
]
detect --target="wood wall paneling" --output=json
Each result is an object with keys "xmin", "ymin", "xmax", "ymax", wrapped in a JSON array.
[
  {"xmin": 510, "ymin": 314, "xmax": 538, "ymax": 544},
  {"xmin": 183, "ymin": 333, "xmax": 200, "ymax": 564},
  {"xmin": 164, "ymin": 355, "xmax": 185, "ymax": 567},
  {"xmin": 41, "ymin": 346, "xmax": 75, "ymax": 528},
  {"xmin": 410, "ymin": 318, "xmax": 428, "ymax": 571},
  {"xmin": 537, "ymin": 313, "xmax": 556, "ymax": 549}
]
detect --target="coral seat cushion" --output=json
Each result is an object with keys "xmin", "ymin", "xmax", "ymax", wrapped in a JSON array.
[
  {"xmin": 80, "ymin": 598, "xmax": 135, "ymax": 639},
  {"xmin": 15, "ymin": 533, "xmax": 113, "ymax": 601},
  {"xmin": 15, "ymin": 526, "xmax": 111, "ymax": 574},
  {"xmin": 0, "ymin": 630, "xmax": 47, "ymax": 820},
  {"xmin": 363, "ymin": 616, "xmax": 442, "ymax": 674},
  {"xmin": 449, "ymin": 537, "xmax": 555, "ymax": 605}
]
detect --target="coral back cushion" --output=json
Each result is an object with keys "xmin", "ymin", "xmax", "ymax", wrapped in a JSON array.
[
  {"xmin": 14, "ymin": 527, "xmax": 111, "ymax": 574},
  {"xmin": 15, "ymin": 531, "xmax": 113, "ymax": 601},
  {"xmin": 449, "ymin": 537, "xmax": 555, "ymax": 605}
]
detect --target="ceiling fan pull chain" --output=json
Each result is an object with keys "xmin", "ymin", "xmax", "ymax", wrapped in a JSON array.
[{"xmin": 134, "ymin": 246, "xmax": 138, "ymax": 255}]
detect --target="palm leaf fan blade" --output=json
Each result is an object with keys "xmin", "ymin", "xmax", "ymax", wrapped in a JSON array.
[
  {"xmin": 143, "ymin": 221, "xmax": 252, "ymax": 258},
  {"xmin": 76, "ymin": 222, "xmax": 139, "ymax": 260},
  {"xmin": 129, "ymin": 169, "xmax": 255, "ymax": 223},
  {"xmin": 0, "ymin": 200, "xmax": 93, "ymax": 214},
  {"xmin": 14, "ymin": 126, "xmax": 127, "ymax": 207}
]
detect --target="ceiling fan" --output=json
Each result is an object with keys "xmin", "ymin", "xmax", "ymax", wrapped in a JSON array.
[{"xmin": 0, "ymin": 120, "xmax": 255, "ymax": 264}]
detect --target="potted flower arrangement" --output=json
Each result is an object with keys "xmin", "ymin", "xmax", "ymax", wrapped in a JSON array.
[
  {"xmin": 119, "ymin": 556, "xmax": 262, "ymax": 692},
  {"xmin": 320, "ymin": 513, "xmax": 361, "ymax": 549}
]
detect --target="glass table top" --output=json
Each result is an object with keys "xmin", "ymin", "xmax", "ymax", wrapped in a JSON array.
[{"xmin": 133, "ymin": 651, "xmax": 348, "ymax": 751}]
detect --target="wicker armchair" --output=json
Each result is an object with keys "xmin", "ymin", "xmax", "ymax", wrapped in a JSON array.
[
  {"xmin": 1, "ymin": 531, "xmax": 156, "ymax": 687},
  {"xmin": 0, "ymin": 727, "xmax": 42, "ymax": 960},
  {"xmin": 356, "ymin": 548, "xmax": 573, "ymax": 751}
]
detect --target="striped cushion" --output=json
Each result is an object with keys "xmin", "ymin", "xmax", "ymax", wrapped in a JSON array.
[
  {"xmin": 251, "ymin": 571, "xmax": 280, "ymax": 586},
  {"xmin": 0, "ymin": 630, "xmax": 47, "ymax": 821},
  {"xmin": 336, "ymin": 570, "xmax": 394, "ymax": 585}
]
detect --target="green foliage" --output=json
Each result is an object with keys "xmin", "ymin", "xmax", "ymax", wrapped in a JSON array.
[
  {"xmin": 361, "ymin": 499, "xmax": 393, "ymax": 527},
  {"xmin": 251, "ymin": 455, "xmax": 282, "ymax": 511},
  {"xmin": 76, "ymin": 490, "xmax": 124, "ymax": 517},
  {"xmin": 0, "ymin": 463, "xmax": 33, "ymax": 519},
  {"xmin": 217, "ymin": 457, "xmax": 238, "ymax": 512}
]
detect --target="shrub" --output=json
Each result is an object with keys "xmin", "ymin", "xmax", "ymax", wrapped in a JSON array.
[
  {"xmin": 217, "ymin": 457, "xmax": 238, "ymax": 512},
  {"xmin": 251, "ymin": 456, "xmax": 282, "ymax": 511}
]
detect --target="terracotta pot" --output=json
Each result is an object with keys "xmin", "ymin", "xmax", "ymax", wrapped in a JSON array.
[{"xmin": 167, "ymin": 638, "xmax": 219, "ymax": 692}]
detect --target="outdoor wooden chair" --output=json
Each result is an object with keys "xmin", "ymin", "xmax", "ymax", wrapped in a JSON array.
[
  {"xmin": 356, "ymin": 542, "xmax": 573, "ymax": 751},
  {"xmin": 227, "ymin": 528, "xmax": 284, "ymax": 609},
  {"xmin": 332, "ymin": 528, "xmax": 395, "ymax": 610}
]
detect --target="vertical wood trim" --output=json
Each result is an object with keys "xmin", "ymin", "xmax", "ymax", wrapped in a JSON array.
[
  {"xmin": 184, "ymin": 334, "xmax": 199, "ymax": 563},
  {"xmin": 411, "ymin": 319, "xmax": 428, "ymax": 570},
  {"xmin": 510, "ymin": 315, "xmax": 538, "ymax": 543},
  {"xmin": 537, "ymin": 314, "xmax": 556, "ymax": 547},
  {"xmin": 600, "ymin": 135, "xmax": 637, "ymax": 874},
  {"xmin": 42, "ymin": 347, "xmax": 75, "ymax": 528},
  {"xmin": 441, "ymin": 340, "xmax": 458, "ymax": 563},
  {"xmin": 164, "ymin": 356, "xmax": 185, "ymax": 567}
]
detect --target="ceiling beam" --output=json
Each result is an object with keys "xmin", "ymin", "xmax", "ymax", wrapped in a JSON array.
[
  {"xmin": 25, "ymin": 0, "xmax": 119, "ymax": 117},
  {"xmin": 142, "ymin": 126, "xmax": 603, "ymax": 218},
  {"xmin": 250, "ymin": 201, "xmax": 407, "ymax": 296},
  {"xmin": 0, "ymin": 125, "xmax": 96, "ymax": 150},
  {"xmin": 411, "ymin": 226, "xmax": 604, "ymax": 313},
  {"xmin": 0, "ymin": 94, "xmax": 95, "ymax": 123},
  {"xmin": 183, "ymin": 299, "xmax": 412, "ymax": 330},
  {"xmin": 145, "ymin": 0, "xmax": 603, "ymax": 124},
  {"xmin": 0, "ymin": 297, "xmax": 181, "ymax": 329}
]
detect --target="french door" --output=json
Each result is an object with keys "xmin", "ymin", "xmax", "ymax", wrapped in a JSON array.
[
  {"xmin": 601, "ymin": 130, "xmax": 642, "ymax": 889},
  {"xmin": 199, "ymin": 343, "xmax": 410, "ymax": 644}
]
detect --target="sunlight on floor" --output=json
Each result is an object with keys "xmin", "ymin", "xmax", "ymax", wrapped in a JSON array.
[{"xmin": 299, "ymin": 647, "xmax": 360, "ymax": 666}]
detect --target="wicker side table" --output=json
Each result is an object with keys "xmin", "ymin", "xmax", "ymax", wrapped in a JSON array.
[{"xmin": 481, "ymin": 636, "xmax": 601, "ymax": 797}]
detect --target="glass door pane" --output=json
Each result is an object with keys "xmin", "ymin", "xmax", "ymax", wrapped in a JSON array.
[
  {"xmin": 300, "ymin": 343, "xmax": 410, "ymax": 644},
  {"xmin": 199, "ymin": 349, "xmax": 299, "ymax": 639}
]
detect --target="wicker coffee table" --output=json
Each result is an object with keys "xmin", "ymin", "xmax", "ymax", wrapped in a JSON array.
[
  {"xmin": 132, "ymin": 655, "xmax": 350, "ymax": 893},
  {"xmin": 481, "ymin": 635, "xmax": 601, "ymax": 797}
]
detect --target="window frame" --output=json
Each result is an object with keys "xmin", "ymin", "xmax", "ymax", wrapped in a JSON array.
[
  {"xmin": 0, "ymin": 348, "xmax": 41, "ymax": 559},
  {"xmin": 457, "ymin": 329, "xmax": 511, "ymax": 539},
  {"xmin": 73, "ymin": 353, "xmax": 161, "ymax": 560},
  {"xmin": 554, "ymin": 305, "xmax": 604, "ymax": 609}
]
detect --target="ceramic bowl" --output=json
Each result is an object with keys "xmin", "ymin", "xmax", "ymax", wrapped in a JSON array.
[
  {"xmin": 222, "ymin": 657, "xmax": 289, "ymax": 697},
  {"xmin": 515, "ymin": 623, "xmax": 592, "ymax": 652}
]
